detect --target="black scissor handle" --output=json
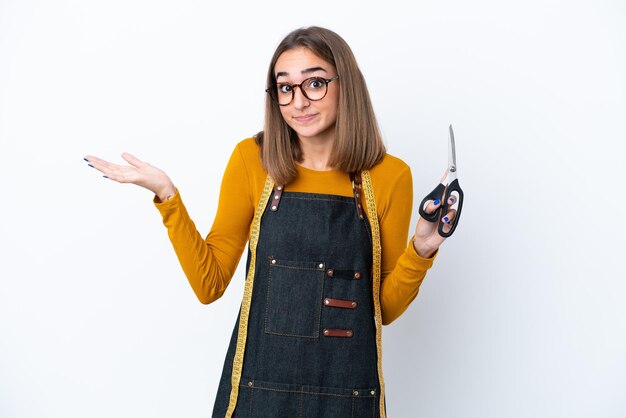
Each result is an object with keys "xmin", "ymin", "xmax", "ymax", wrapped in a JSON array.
[
  {"xmin": 438, "ymin": 178, "xmax": 464, "ymax": 238},
  {"xmin": 418, "ymin": 183, "xmax": 446, "ymax": 222}
]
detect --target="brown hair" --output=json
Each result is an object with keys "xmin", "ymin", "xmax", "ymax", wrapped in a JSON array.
[{"xmin": 255, "ymin": 26, "xmax": 386, "ymax": 186}]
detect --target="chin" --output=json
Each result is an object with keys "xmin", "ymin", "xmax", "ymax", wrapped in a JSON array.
[{"xmin": 292, "ymin": 125, "xmax": 334, "ymax": 141}]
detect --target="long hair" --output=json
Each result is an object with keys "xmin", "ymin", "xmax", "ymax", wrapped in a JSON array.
[{"xmin": 255, "ymin": 26, "xmax": 386, "ymax": 186}]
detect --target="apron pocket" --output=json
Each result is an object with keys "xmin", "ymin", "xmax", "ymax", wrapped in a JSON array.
[
  {"xmin": 243, "ymin": 378, "xmax": 377, "ymax": 418},
  {"xmin": 265, "ymin": 258, "xmax": 325, "ymax": 338}
]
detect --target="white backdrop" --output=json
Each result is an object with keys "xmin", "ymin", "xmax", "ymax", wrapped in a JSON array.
[{"xmin": 1, "ymin": 0, "xmax": 625, "ymax": 417}]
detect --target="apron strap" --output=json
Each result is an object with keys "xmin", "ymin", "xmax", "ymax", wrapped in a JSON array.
[
  {"xmin": 269, "ymin": 185, "xmax": 284, "ymax": 212},
  {"xmin": 350, "ymin": 171, "xmax": 365, "ymax": 220}
]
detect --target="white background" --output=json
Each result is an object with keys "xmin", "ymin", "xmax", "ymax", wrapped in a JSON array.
[{"xmin": 1, "ymin": 0, "xmax": 625, "ymax": 417}]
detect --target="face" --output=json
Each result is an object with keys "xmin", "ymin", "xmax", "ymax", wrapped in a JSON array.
[{"xmin": 273, "ymin": 47, "xmax": 339, "ymax": 143}]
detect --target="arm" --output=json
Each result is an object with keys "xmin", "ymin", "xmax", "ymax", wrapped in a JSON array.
[
  {"xmin": 153, "ymin": 145, "xmax": 254, "ymax": 304},
  {"xmin": 85, "ymin": 146, "xmax": 255, "ymax": 304},
  {"xmin": 377, "ymin": 165, "xmax": 438, "ymax": 325}
]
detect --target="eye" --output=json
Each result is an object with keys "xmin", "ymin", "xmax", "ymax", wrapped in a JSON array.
[
  {"xmin": 306, "ymin": 78, "xmax": 325, "ymax": 89},
  {"xmin": 277, "ymin": 83, "xmax": 292, "ymax": 95}
]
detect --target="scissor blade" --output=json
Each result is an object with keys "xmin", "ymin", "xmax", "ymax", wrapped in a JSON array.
[{"xmin": 448, "ymin": 124, "xmax": 457, "ymax": 173}]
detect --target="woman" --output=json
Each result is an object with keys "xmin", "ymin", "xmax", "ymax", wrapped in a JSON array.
[{"xmin": 85, "ymin": 26, "xmax": 456, "ymax": 418}]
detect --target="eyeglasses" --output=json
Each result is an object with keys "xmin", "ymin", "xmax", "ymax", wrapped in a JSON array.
[{"xmin": 265, "ymin": 75, "xmax": 339, "ymax": 106}]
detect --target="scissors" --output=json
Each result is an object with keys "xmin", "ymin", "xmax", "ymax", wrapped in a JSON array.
[{"xmin": 418, "ymin": 124, "xmax": 464, "ymax": 238}]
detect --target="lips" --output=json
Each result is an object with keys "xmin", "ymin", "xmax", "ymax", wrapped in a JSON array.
[{"xmin": 294, "ymin": 114, "xmax": 317, "ymax": 123}]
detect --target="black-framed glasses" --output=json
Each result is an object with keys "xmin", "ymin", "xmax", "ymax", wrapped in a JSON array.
[{"xmin": 265, "ymin": 75, "xmax": 339, "ymax": 106}]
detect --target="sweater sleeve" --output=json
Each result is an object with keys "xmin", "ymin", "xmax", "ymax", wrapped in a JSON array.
[
  {"xmin": 153, "ymin": 144, "xmax": 254, "ymax": 304},
  {"xmin": 377, "ymin": 165, "xmax": 438, "ymax": 325}
]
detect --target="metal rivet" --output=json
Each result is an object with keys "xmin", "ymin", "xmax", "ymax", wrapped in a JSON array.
[
  {"xmin": 346, "ymin": 330, "xmax": 353, "ymax": 337},
  {"xmin": 353, "ymin": 390, "xmax": 359, "ymax": 396},
  {"xmin": 318, "ymin": 263, "xmax": 324, "ymax": 269},
  {"xmin": 359, "ymin": 215, "xmax": 364, "ymax": 220},
  {"xmin": 326, "ymin": 268, "xmax": 334, "ymax": 277},
  {"xmin": 271, "ymin": 259, "xmax": 276, "ymax": 264},
  {"xmin": 324, "ymin": 299, "xmax": 330, "ymax": 305},
  {"xmin": 277, "ymin": 186, "xmax": 282, "ymax": 190},
  {"xmin": 274, "ymin": 195, "xmax": 279, "ymax": 200},
  {"xmin": 354, "ymin": 272, "xmax": 361, "ymax": 279},
  {"xmin": 323, "ymin": 329, "xmax": 329, "ymax": 336},
  {"xmin": 351, "ymin": 302, "xmax": 357, "ymax": 308},
  {"xmin": 370, "ymin": 390, "xmax": 375, "ymax": 395},
  {"xmin": 248, "ymin": 381, "xmax": 253, "ymax": 387},
  {"xmin": 271, "ymin": 205, "xmax": 277, "ymax": 210}
]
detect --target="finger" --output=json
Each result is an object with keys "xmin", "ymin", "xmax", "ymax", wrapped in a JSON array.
[
  {"xmin": 84, "ymin": 155, "xmax": 125, "ymax": 175},
  {"xmin": 84, "ymin": 156, "xmax": 133, "ymax": 181},
  {"xmin": 422, "ymin": 198, "xmax": 442, "ymax": 215},
  {"xmin": 440, "ymin": 208, "xmax": 457, "ymax": 235},
  {"xmin": 121, "ymin": 152, "xmax": 146, "ymax": 169}
]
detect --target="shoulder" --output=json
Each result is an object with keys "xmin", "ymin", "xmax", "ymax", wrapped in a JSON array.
[
  {"xmin": 368, "ymin": 152, "xmax": 412, "ymax": 186},
  {"xmin": 234, "ymin": 137, "xmax": 261, "ymax": 163},
  {"xmin": 228, "ymin": 137, "xmax": 267, "ymax": 208},
  {"xmin": 367, "ymin": 153, "xmax": 413, "ymax": 216},
  {"xmin": 230, "ymin": 137, "xmax": 265, "ymax": 174}
]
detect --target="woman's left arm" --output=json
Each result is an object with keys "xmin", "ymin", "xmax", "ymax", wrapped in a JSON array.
[{"xmin": 376, "ymin": 164, "xmax": 445, "ymax": 325}]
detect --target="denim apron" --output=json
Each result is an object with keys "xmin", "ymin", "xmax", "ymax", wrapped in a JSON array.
[{"xmin": 212, "ymin": 173, "xmax": 385, "ymax": 418}]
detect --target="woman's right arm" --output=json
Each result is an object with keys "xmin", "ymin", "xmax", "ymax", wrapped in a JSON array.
[{"xmin": 85, "ymin": 145, "xmax": 254, "ymax": 304}]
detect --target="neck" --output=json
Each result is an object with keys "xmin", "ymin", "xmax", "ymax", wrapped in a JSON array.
[
  {"xmin": 298, "ymin": 133, "xmax": 335, "ymax": 171},
  {"xmin": 298, "ymin": 132, "xmax": 335, "ymax": 171}
]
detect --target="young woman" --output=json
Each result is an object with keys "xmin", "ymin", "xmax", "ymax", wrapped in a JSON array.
[{"xmin": 85, "ymin": 26, "xmax": 456, "ymax": 418}]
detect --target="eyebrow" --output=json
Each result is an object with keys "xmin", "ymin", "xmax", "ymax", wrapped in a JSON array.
[{"xmin": 275, "ymin": 66, "xmax": 328, "ymax": 79}]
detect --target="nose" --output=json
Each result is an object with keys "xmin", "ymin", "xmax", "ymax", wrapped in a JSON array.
[{"xmin": 291, "ymin": 85, "xmax": 310, "ymax": 110}]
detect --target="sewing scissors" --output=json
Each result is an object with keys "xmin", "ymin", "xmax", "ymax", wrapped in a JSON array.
[{"xmin": 418, "ymin": 124, "xmax": 464, "ymax": 238}]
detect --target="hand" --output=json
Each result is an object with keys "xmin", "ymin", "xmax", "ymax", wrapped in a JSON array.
[
  {"xmin": 84, "ymin": 152, "xmax": 176, "ymax": 201},
  {"xmin": 412, "ymin": 190, "xmax": 458, "ymax": 258}
]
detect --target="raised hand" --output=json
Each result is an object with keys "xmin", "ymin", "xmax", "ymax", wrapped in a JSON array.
[
  {"xmin": 412, "ymin": 182, "xmax": 458, "ymax": 258},
  {"xmin": 84, "ymin": 152, "xmax": 176, "ymax": 201}
]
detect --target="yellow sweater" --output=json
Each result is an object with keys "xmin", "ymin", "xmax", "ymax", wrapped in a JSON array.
[{"xmin": 154, "ymin": 138, "xmax": 437, "ymax": 325}]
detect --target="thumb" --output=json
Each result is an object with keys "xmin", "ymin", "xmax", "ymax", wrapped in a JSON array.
[{"xmin": 121, "ymin": 152, "xmax": 146, "ymax": 168}]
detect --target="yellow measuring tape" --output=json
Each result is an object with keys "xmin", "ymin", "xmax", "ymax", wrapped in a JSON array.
[
  {"xmin": 361, "ymin": 170, "xmax": 386, "ymax": 418},
  {"xmin": 224, "ymin": 175, "xmax": 274, "ymax": 418},
  {"xmin": 225, "ymin": 172, "xmax": 385, "ymax": 417}
]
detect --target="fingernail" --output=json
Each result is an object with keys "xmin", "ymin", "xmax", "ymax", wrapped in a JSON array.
[
  {"xmin": 88, "ymin": 164, "xmax": 94, "ymax": 168},
  {"xmin": 433, "ymin": 199, "xmax": 441, "ymax": 206},
  {"xmin": 103, "ymin": 175, "xmax": 108, "ymax": 178},
  {"xmin": 443, "ymin": 216, "xmax": 449, "ymax": 223}
]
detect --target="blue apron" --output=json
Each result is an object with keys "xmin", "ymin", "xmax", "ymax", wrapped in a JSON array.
[{"xmin": 213, "ymin": 174, "xmax": 382, "ymax": 417}]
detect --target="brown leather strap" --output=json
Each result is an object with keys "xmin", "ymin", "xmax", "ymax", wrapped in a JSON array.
[
  {"xmin": 350, "ymin": 172, "xmax": 365, "ymax": 220},
  {"xmin": 323, "ymin": 298, "xmax": 358, "ymax": 309},
  {"xmin": 323, "ymin": 329, "xmax": 353, "ymax": 338},
  {"xmin": 269, "ymin": 185, "xmax": 284, "ymax": 212}
]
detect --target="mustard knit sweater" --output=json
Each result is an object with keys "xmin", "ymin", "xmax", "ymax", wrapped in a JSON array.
[{"xmin": 154, "ymin": 138, "xmax": 437, "ymax": 325}]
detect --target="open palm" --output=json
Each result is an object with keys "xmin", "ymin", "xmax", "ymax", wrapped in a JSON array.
[{"xmin": 84, "ymin": 152, "xmax": 175, "ymax": 200}]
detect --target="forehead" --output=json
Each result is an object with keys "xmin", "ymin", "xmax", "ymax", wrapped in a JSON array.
[{"xmin": 274, "ymin": 47, "xmax": 334, "ymax": 78}]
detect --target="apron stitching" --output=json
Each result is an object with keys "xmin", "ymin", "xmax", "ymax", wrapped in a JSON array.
[
  {"xmin": 249, "ymin": 386, "xmax": 254, "ymax": 417},
  {"xmin": 240, "ymin": 386, "xmax": 375, "ymax": 397},
  {"xmin": 269, "ymin": 264, "xmax": 325, "ymax": 271},
  {"xmin": 282, "ymin": 196, "xmax": 354, "ymax": 203},
  {"xmin": 351, "ymin": 396, "xmax": 355, "ymax": 418}
]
